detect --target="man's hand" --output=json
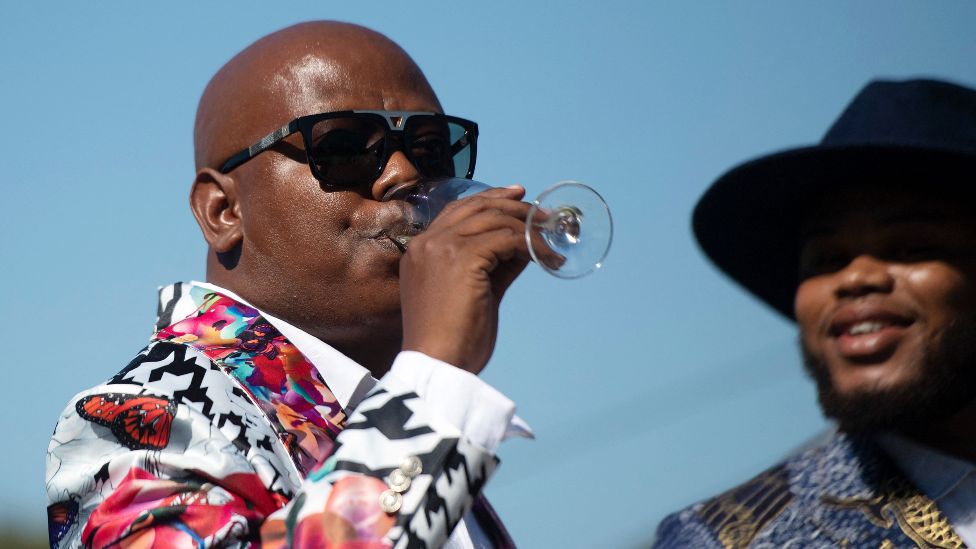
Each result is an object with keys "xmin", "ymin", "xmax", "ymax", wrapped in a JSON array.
[{"xmin": 399, "ymin": 186, "xmax": 532, "ymax": 374}]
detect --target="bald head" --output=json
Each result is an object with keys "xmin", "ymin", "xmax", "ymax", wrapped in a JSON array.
[
  {"xmin": 189, "ymin": 22, "xmax": 447, "ymax": 375},
  {"xmin": 194, "ymin": 21, "xmax": 440, "ymax": 171}
]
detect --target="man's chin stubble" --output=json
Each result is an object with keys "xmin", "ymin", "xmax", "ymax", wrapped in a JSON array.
[{"xmin": 799, "ymin": 322, "xmax": 976, "ymax": 433}]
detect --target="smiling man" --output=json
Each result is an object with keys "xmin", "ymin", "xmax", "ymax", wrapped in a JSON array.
[
  {"xmin": 654, "ymin": 79, "xmax": 976, "ymax": 548},
  {"xmin": 796, "ymin": 186, "xmax": 976, "ymax": 441},
  {"xmin": 46, "ymin": 22, "xmax": 531, "ymax": 548}
]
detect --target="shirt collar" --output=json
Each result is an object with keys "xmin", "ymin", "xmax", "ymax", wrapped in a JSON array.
[
  {"xmin": 156, "ymin": 281, "xmax": 375, "ymax": 410},
  {"xmin": 877, "ymin": 432, "xmax": 976, "ymax": 501}
]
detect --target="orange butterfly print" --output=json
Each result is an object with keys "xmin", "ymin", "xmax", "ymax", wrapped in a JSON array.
[{"xmin": 76, "ymin": 393, "xmax": 176, "ymax": 450}]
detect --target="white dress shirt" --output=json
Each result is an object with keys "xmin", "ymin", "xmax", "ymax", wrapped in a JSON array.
[
  {"xmin": 192, "ymin": 282, "xmax": 531, "ymax": 548},
  {"xmin": 878, "ymin": 432, "xmax": 976, "ymax": 547}
]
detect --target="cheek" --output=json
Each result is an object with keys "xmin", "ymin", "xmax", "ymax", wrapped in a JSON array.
[
  {"xmin": 794, "ymin": 278, "xmax": 831, "ymax": 345},
  {"xmin": 904, "ymin": 265, "xmax": 943, "ymax": 291},
  {"xmin": 241, "ymin": 164, "xmax": 358, "ymax": 266},
  {"xmin": 903, "ymin": 264, "xmax": 975, "ymax": 325},
  {"xmin": 265, "ymin": 162, "xmax": 350, "ymax": 228}
]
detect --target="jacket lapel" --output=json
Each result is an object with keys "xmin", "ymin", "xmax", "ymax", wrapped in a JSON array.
[
  {"xmin": 154, "ymin": 286, "xmax": 345, "ymax": 476},
  {"xmin": 811, "ymin": 433, "xmax": 967, "ymax": 548}
]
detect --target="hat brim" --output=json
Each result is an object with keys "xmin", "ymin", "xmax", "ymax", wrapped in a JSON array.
[{"xmin": 693, "ymin": 144, "xmax": 976, "ymax": 320}]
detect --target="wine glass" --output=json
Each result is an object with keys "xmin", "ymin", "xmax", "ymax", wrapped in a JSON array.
[{"xmin": 382, "ymin": 177, "xmax": 612, "ymax": 278}]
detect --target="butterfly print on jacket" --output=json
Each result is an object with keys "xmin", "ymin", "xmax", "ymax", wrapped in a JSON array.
[{"xmin": 76, "ymin": 393, "xmax": 176, "ymax": 450}]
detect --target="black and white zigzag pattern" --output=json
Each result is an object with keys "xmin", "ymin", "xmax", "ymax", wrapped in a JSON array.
[
  {"xmin": 105, "ymin": 341, "xmax": 302, "ymax": 497},
  {"xmin": 320, "ymin": 382, "xmax": 497, "ymax": 548}
]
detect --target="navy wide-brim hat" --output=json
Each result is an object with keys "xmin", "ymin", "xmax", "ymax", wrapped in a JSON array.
[{"xmin": 693, "ymin": 78, "xmax": 976, "ymax": 320}]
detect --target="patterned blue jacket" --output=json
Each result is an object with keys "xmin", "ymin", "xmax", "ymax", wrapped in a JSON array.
[{"xmin": 653, "ymin": 432, "xmax": 966, "ymax": 548}]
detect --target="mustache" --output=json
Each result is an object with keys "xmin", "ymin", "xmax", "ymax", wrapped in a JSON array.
[{"xmin": 356, "ymin": 201, "xmax": 421, "ymax": 241}]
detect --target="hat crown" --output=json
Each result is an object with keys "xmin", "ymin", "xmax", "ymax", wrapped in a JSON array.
[
  {"xmin": 823, "ymin": 79, "xmax": 976, "ymax": 152},
  {"xmin": 693, "ymin": 77, "xmax": 976, "ymax": 320}
]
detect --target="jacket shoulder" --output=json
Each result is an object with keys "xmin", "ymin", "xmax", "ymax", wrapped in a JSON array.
[
  {"xmin": 108, "ymin": 339, "xmax": 223, "ymax": 389},
  {"xmin": 654, "ymin": 462, "xmax": 795, "ymax": 549},
  {"xmin": 49, "ymin": 339, "xmax": 297, "ymax": 486}
]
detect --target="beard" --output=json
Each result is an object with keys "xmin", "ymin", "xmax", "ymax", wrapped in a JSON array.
[{"xmin": 801, "ymin": 316, "xmax": 976, "ymax": 433}]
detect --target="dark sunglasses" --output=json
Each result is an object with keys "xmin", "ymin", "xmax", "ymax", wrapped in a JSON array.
[{"xmin": 219, "ymin": 110, "xmax": 478, "ymax": 186}]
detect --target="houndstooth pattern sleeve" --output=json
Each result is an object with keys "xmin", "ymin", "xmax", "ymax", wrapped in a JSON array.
[{"xmin": 260, "ymin": 372, "xmax": 498, "ymax": 548}]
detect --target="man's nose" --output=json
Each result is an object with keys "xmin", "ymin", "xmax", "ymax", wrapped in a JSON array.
[
  {"xmin": 371, "ymin": 150, "xmax": 422, "ymax": 201},
  {"xmin": 834, "ymin": 254, "xmax": 895, "ymax": 299}
]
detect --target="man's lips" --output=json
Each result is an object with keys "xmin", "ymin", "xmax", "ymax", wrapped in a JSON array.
[
  {"xmin": 364, "ymin": 222, "xmax": 422, "ymax": 255},
  {"xmin": 827, "ymin": 304, "xmax": 915, "ymax": 361},
  {"xmin": 366, "ymin": 224, "xmax": 422, "ymax": 242}
]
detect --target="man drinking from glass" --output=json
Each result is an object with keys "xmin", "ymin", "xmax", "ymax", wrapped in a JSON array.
[{"xmin": 46, "ymin": 21, "xmax": 532, "ymax": 548}]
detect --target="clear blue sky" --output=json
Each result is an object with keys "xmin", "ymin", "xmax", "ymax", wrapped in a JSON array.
[{"xmin": 3, "ymin": 2, "xmax": 976, "ymax": 547}]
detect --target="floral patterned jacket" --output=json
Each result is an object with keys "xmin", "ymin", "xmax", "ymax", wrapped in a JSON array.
[{"xmin": 47, "ymin": 283, "xmax": 512, "ymax": 548}]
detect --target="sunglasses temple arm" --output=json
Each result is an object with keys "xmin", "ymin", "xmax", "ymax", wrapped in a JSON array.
[
  {"xmin": 219, "ymin": 149, "xmax": 251, "ymax": 174},
  {"xmin": 219, "ymin": 121, "xmax": 300, "ymax": 173}
]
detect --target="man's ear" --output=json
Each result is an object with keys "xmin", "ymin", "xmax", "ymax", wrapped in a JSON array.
[{"xmin": 190, "ymin": 168, "xmax": 243, "ymax": 254}]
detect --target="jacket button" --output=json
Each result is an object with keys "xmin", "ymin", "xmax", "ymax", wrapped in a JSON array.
[
  {"xmin": 379, "ymin": 489, "xmax": 402, "ymax": 514},
  {"xmin": 400, "ymin": 456, "xmax": 423, "ymax": 477},
  {"xmin": 388, "ymin": 468, "xmax": 412, "ymax": 493}
]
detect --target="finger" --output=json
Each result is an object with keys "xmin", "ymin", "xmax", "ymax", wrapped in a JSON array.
[
  {"xmin": 436, "ymin": 209, "xmax": 565, "ymax": 269},
  {"xmin": 412, "ymin": 201, "xmax": 567, "ymax": 272},
  {"xmin": 436, "ymin": 185, "xmax": 523, "ymax": 212},
  {"xmin": 449, "ymin": 207, "xmax": 527, "ymax": 237},
  {"xmin": 432, "ymin": 193, "xmax": 531, "ymax": 227},
  {"xmin": 472, "ymin": 226, "xmax": 534, "ymax": 270},
  {"xmin": 465, "ymin": 225, "xmax": 532, "ymax": 302},
  {"xmin": 525, "ymin": 223, "xmax": 567, "ymax": 271},
  {"xmin": 438, "ymin": 189, "xmax": 530, "ymax": 217},
  {"xmin": 475, "ymin": 185, "xmax": 526, "ymax": 201},
  {"xmin": 404, "ymin": 215, "xmax": 528, "ymax": 265}
]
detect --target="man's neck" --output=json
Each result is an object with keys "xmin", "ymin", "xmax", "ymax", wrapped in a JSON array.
[
  {"xmin": 331, "ymin": 341, "xmax": 401, "ymax": 379},
  {"xmin": 202, "ymin": 275, "xmax": 403, "ymax": 379},
  {"xmin": 899, "ymin": 400, "xmax": 976, "ymax": 464}
]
